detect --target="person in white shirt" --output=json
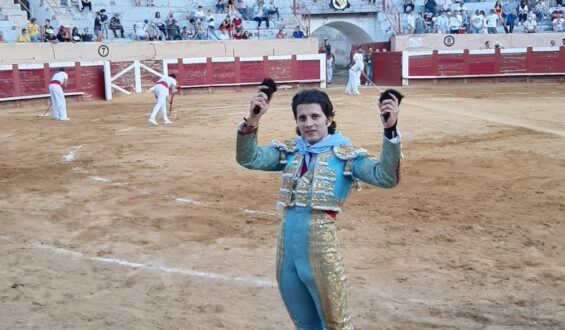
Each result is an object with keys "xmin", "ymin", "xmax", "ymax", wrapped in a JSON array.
[
  {"xmin": 437, "ymin": 11, "xmax": 449, "ymax": 33},
  {"xmin": 523, "ymin": 15, "xmax": 537, "ymax": 32},
  {"xmin": 405, "ymin": 11, "xmax": 416, "ymax": 34},
  {"xmin": 486, "ymin": 9, "xmax": 499, "ymax": 33},
  {"xmin": 470, "ymin": 10, "xmax": 485, "ymax": 33},
  {"xmin": 148, "ymin": 74, "xmax": 177, "ymax": 126},
  {"xmin": 345, "ymin": 57, "xmax": 364, "ymax": 96},
  {"xmin": 49, "ymin": 68, "xmax": 70, "ymax": 121}
]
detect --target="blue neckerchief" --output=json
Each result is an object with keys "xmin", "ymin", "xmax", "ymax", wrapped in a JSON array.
[{"xmin": 295, "ymin": 132, "xmax": 352, "ymax": 170}]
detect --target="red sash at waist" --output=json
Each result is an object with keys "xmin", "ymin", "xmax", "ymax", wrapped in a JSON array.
[
  {"xmin": 50, "ymin": 80, "xmax": 62, "ymax": 86},
  {"xmin": 157, "ymin": 81, "xmax": 169, "ymax": 88}
]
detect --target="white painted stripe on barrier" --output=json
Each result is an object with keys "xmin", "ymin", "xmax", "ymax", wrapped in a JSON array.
[
  {"xmin": 406, "ymin": 50, "xmax": 434, "ymax": 56},
  {"xmin": 18, "ymin": 63, "xmax": 43, "ymax": 70},
  {"xmin": 49, "ymin": 62, "xmax": 76, "ymax": 68},
  {"xmin": 212, "ymin": 57, "xmax": 235, "ymax": 62},
  {"xmin": 35, "ymin": 243, "xmax": 277, "ymax": 288},
  {"xmin": 182, "ymin": 57, "xmax": 207, "ymax": 64},
  {"xmin": 163, "ymin": 58, "xmax": 177, "ymax": 65},
  {"xmin": 240, "ymin": 56, "xmax": 263, "ymax": 62},
  {"xmin": 0, "ymin": 65, "xmax": 12, "ymax": 71},
  {"xmin": 437, "ymin": 49, "xmax": 465, "ymax": 55},
  {"xmin": 532, "ymin": 46, "xmax": 560, "ymax": 52},
  {"xmin": 297, "ymin": 54, "xmax": 324, "ymax": 60},
  {"xmin": 81, "ymin": 61, "xmax": 105, "ymax": 67},
  {"xmin": 468, "ymin": 49, "xmax": 495, "ymax": 54},
  {"xmin": 501, "ymin": 48, "xmax": 527, "ymax": 54},
  {"xmin": 268, "ymin": 55, "xmax": 292, "ymax": 60}
]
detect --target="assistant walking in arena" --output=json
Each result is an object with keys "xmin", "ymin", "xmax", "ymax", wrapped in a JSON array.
[{"xmin": 236, "ymin": 88, "xmax": 404, "ymax": 329}]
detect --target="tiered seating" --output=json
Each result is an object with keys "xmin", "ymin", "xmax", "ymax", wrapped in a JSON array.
[{"xmin": 0, "ymin": 0, "xmax": 29, "ymax": 42}]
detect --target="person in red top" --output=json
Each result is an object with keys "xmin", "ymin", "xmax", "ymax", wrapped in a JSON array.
[
  {"xmin": 232, "ymin": 12, "xmax": 242, "ymax": 31},
  {"xmin": 275, "ymin": 28, "xmax": 284, "ymax": 39},
  {"xmin": 233, "ymin": 27, "xmax": 243, "ymax": 39},
  {"xmin": 219, "ymin": 14, "xmax": 233, "ymax": 37}
]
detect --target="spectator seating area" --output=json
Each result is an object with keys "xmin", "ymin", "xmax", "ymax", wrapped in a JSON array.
[
  {"xmin": 0, "ymin": 0, "xmax": 307, "ymax": 42},
  {"xmin": 399, "ymin": 0, "xmax": 565, "ymax": 35}
]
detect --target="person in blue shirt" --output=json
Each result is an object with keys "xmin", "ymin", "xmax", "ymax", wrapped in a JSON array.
[{"xmin": 292, "ymin": 25, "xmax": 305, "ymax": 38}]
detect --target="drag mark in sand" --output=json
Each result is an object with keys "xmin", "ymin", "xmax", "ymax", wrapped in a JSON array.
[
  {"xmin": 89, "ymin": 176, "xmax": 112, "ymax": 183},
  {"xmin": 35, "ymin": 243, "xmax": 277, "ymax": 288},
  {"xmin": 62, "ymin": 145, "xmax": 83, "ymax": 162}
]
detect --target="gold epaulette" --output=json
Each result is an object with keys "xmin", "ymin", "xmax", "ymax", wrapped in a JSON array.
[
  {"xmin": 271, "ymin": 139, "xmax": 297, "ymax": 153},
  {"xmin": 333, "ymin": 145, "xmax": 367, "ymax": 160}
]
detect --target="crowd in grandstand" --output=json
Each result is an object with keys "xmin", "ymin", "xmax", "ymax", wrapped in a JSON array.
[
  {"xmin": 403, "ymin": 0, "xmax": 565, "ymax": 34},
  {"xmin": 5, "ymin": 0, "xmax": 309, "ymax": 43}
]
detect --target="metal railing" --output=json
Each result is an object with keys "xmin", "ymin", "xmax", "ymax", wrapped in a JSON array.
[
  {"xmin": 292, "ymin": 0, "xmax": 311, "ymax": 37},
  {"xmin": 381, "ymin": 0, "xmax": 401, "ymax": 36}
]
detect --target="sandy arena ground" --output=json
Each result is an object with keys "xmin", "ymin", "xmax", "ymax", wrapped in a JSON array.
[{"xmin": 0, "ymin": 82, "xmax": 564, "ymax": 329}]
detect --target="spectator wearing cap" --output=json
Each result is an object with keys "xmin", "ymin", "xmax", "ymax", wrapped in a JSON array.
[{"xmin": 110, "ymin": 13, "xmax": 125, "ymax": 38}]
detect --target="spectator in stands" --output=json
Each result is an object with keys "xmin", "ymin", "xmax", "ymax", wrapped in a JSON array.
[
  {"xmin": 503, "ymin": 10, "xmax": 517, "ymax": 33},
  {"xmin": 206, "ymin": 9, "xmax": 216, "ymax": 32},
  {"xmin": 72, "ymin": 27, "xmax": 82, "ymax": 42},
  {"xmin": 135, "ymin": 0, "xmax": 141, "ymax": 6},
  {"xmin": 17, "ymin": 29, "xmax": 30, "ymax": 43},
  {"xmin": 442, "ymin": 0, "xmax": 452, "ymax": 12},
  {"xmin": 523, "ymin": 15, "xmax": 537, "ymax": 32},
  {"xmin": 405, "ymin": 11, "xmax": 416, "ymax": 34},
  {"xmin": 517, "ymin": 0, "xmax": 529, "ymax": 23},
  {"xmin": 41, "ymin": 19, "xmax": 54, "ymax": 41},
  {"xmin": 227, "ymin": 0, "xmax": 235, "ymax": 14},
  {"xmin": 218, "ymin": 29, "xmax": 230, "ymax": 40},
  {"xmin": 0, "ymin": 31, "xmax": 4, "ymax": 43},
  {"xmin": 81, "ymin": 0, "xmax": 92, "ymax": 11},
  {"xmin": 292, "ymin": 25, "xmax": 305, "ymax": 38},
  {"xmin": 94, "ymin": 12, "xmax": 103, "ymax": 42},
  {"xmin": 267, "ymin": 0, "xmax": 280, "ymax": 20},
  {"xmin": 207, "ymin": 25, "xmax": 219, "ymax": 40},
  {"xmin": 494, "ymin": 0, "xmax": 503, "ymax": 22},
  {"xmin": 27, "ymin": 18, "xmax": 41, "ymax": 42},
  {"xmin": 276, "ymin": 28, "xmax": 285, "ymax": 38},
  {"xmin": 219, "ymin": 15, "xmax": 233, "ymax": 37},
  {"xmin": 180, "ymin": 26, "xmax": 192, "ymax": 40},
  {"xmin": 154, "ymin": 12, "xmax": 167, "ymax": 39},
  {"xmin": 233, "ymin": 27, "xmax": 243, "ymax": 39},
  {"xmin": 81, "ymin": 27, "xmax": 93, "ymax": 42},
  {"xmin": 232, "ymin": 12, "xmax": 243, "ymax": 31},
  {"xmin": 253, "ymin": 0, "xmax": 270, "ymax": 28},
  {"xmin": 470, "ymin": 10, "xmax": 485, "ymax": 33},
  {"xmin": 134, "ymin": 21, "xmax": 148, "ymax": 40},
  {"xmin": 194, "ymin": 6, "xmax": 206, "ymax": 21},
  {"xmin": 236, "ymin": 0, "xmax": 250, "ymax": 20},
  {"xmin": 502, "ymin": 0, "xmax": 512, "ymax": 18},
  {"xmin": 425, "ymin": 0, "xmax": 437, "ymax": 14},
  {"xmin": 242, "ymin": 30, "xmax": 250, "ymax": 39},
  {"xmin": 437, "ymin": 11, "xmax": 449, "ymax": 33},
  {"xmin": 486, "ymin": 9, "xmax": 499, "ymax": 33},
  {"xmin": 147, "ymin": 0, "xmax": 155, "ymax": 6},
  {"xmin": 449, "ymin": 10, "xmax": 462, "ymax": 33},
  {"xmin": 404, "ymin": 0, "xmax": 414, "ymax": 13},
  {"xmin": 167, "ymin": 19, "xmax": 181, "ymax": 40},
  {"xmin": 423, "ymin": 12, "xmax": 435, "ymax": 32},
  {"xmin": 44, "ymin": 28, "xmax": 58, "ymax": 42},
  {"xmin": 57, "ymin": 25, "xmax": 72, "ymax": 42},
  {"xmin": 553, "ymin": 14, "xmax": 565, "ymax": 31},
  {"xmin": 217, "ymin": 0, "xmax": 226, "ymax": 13},
  {"xmin": 166, "ymin": 11, "xmax": 176, "ymax": 27},
  {"xmin": 534, "ymin": 0, "xmax": 549, "ymax": 22},
  {"xmin": 415, "ymin": 13, "xmax": 426, "ymax": 34},
  {"xmin": 110, "ymin": 13, "xmax": 125, "ymax": 38},
  {"xmin": 189, "ymin": 17, "xmax": 207, "ymax": 40},
  {"xmin": 459, "ymin": 9, "xmax": 469, "ymax": 32},
  {"xmin": 551, "ymin": 5, "xmax": 564, "ymax": 21},
  {"xmin": 100, "ymin": 9, "xmax": 109, "ymax": 38},
  {"xmin": 364, "ymin": 47, "xmax": 373, "ymax": 86}
]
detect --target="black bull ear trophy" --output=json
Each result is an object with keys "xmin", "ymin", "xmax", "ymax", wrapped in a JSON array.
[{"xmin": 330, "ymin": 0, "xmax": 351, "ymax": 10}]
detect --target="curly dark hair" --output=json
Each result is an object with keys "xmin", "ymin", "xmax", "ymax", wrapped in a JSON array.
[{"xmin": 291, "ymin": 89, "xmax": 337, "ymax": 136}]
